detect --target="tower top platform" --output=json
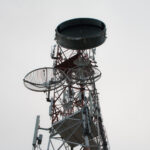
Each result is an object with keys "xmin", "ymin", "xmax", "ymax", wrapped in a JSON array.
[{"xmin": 55, "ymin": 18, "xmax": 106, "ymax": 50}]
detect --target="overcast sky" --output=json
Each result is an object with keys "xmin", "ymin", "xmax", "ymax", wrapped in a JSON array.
[{"xmin": 0, "ymin": 0, "xmax": 150, "ymax": 150}]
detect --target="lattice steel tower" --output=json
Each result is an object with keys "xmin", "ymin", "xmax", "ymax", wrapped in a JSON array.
[{"xmin": 23, "ymin": 18, "xmax": 109, "ymax": 150}]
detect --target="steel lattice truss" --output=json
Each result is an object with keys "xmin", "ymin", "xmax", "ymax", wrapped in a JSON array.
[
  {"xmin": 23, "ymin": 18, "xmax": 109, "ymax": 150},
  {"xmin": 47, "ymin": 45, "xmax": 109, "ymax": 150}
]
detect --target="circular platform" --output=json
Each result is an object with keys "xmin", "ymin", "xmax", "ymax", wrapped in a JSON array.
[{"xmin": 55, "ymin": 18, "xmax": 106, "ymax": 50}]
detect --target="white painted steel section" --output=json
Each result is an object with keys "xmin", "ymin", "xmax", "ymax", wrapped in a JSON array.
[{"xmin": 32, "ymin": 115, "xmax": 40, "ymax": 147}]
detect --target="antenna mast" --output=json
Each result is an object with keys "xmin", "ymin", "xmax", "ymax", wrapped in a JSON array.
[{"xmin": 24, "ymin": 18, "xmax": 109, "ymax": 150}]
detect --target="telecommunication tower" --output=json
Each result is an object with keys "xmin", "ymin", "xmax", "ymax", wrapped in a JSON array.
[{"xmin": 23, "ymin": 18, "xmax": 109, "ymax": 150}]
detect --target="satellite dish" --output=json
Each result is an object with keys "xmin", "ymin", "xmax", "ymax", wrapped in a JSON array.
[
  {"xmin": 23, "ymin": 67, "xmax": 65, "ymax": 92},
  {"xmin": 68, "ymin": 66, "xmax": 101, "ymax": 84}
]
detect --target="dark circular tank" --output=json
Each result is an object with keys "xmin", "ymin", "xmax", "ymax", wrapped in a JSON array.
[{"xmin": 55, "ymin": 18, "xmax": 106, "ymax": 50}]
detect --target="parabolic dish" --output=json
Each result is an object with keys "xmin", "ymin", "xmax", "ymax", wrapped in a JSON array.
[
  {"xmin": 23, "ymin": 67, "xmax": 65, "ymax": 92},
  {"xmin": 68, "ymin": 67, "xmax": 101, "ymax": 84},
  {"xmin": 55, "ymin": 18, "xmax": 106, "ymax": 50}
]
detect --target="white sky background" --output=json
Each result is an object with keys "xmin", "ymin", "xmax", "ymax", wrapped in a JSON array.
[{"xmin": 0, "ymin": 0, "xmax": 150, "ymax": 150}]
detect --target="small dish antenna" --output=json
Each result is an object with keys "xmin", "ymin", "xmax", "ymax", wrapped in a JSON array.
[{"xmin": 68, "ymin": 66, "xmax": 101, "ymax": 84}]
